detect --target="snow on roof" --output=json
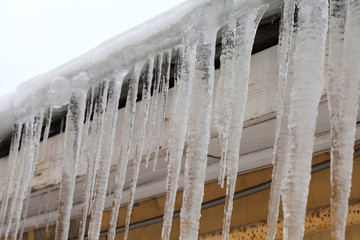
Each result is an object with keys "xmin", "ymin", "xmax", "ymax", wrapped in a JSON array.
[
  {"xmin": 0, "ymin": 0, "xmax": 281, "ymax": 140},
  {"xmin": 0, "ymin": 0, "xmax": 208, "ymax": 140}
]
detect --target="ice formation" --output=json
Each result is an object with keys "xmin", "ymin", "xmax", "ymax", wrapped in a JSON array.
[
  {"xmin": 281, "ymin": 0, "xmax": 328, "ymax": 239},
  {"xmin": 144, "ymin": 53, "xmax": 163, "ymax": 168},
  {"xmin": 106, "ymin": 69, "xmax": 139, "ymax": 240},
  {"xmin": 55, "ymin": 73, "xmax": 89, "ymax": 240},
  {"xmin": 41, "ymin": 108, "xmax": 53, "ymax": 164},
  {"xmin": 0, "ymin": 124, "xmax": 21, "ymax": 236},
  {"xmin": 124, "ymin": 58, "xmax": 153, "ymax": 240},
  {"xmin": 78, "ymin": 82, "xmax": 109, "ymax": 240},
  {"xmin": 0, "ymin": 0, "xmax": 359, "ymax": 239},
  {"xmin": 161, "ymin": 44, "xmax": 195, "ymax": 240},
  {"xmin": 85, "ymin": 72, "xmax": 126, "ymax": 240},
  {"xmin": 152, "ymin": 51, "xmax": 171, "ymax": 172},
  {"xmin": 265, "ymin": 0, "xmax": 295, "ymax": 239},
  {"xmin": 328, "ymin": 0, "xmax": 360, "ymax": 239},
  {"xmin": 214, "ymin": 3, "xmax": 268, "ymax": 239}
]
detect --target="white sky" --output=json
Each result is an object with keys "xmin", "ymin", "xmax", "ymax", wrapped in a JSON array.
[{"xmin": 0, "ymin": 0, "xmax": 186, "ymax": 97}]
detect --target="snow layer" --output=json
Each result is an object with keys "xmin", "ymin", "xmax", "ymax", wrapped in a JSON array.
[{"xmin": 0, "ymin": 0, "xmax": 208, "ymax": 141}]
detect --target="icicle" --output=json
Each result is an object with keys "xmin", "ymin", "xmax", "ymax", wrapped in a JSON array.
[
  {"xmin": 179, "ymin": 9, "xmax": 218, "ymax": 239},
  {"xmin": 84, "ymin": 71, "xmax": 126, "ymax": 239},
  {"xmin": 8, "ymin": 111, "xmax": 43, "ymax": 239},
  {"xmin": 55, "ymin": 73, "xmax": 89, "ymax": 240},
  {"xmin": 4, "ymin": 119, "xmax": 33, "ymax": 240},
  {"xmin": 88, "ymin": 83, "xmax": 110, "ymax": 192},
  {"xmin": 173, "ymin": 47, "xmax": 183, "ymax": 87},
  {"xmin": 44, "ymin": 108, "xmax": 56, "ymax": 200},
  {"xmin": 281, "ymin": 1, "xmax": 328, "ymax": 239},
  {"xmin": 11, "ymin": 111, "xmax": 44, "ymax": 240},
  {"xmin": 0, "ymin": 124, "xmax": 22, "ymax": 236},
  {"xmin": 78, "ymin": 82, "xmax": 109, "ymax": 240},
  {"xmin": 161, "ymin": 45, "xmax": 195, "ymax": 240},
  {"xmin": 124, "ymin": 59, "xmax": 154, "ymax": 240},
  {"xmin": 214, "ymin": 21, "xmax": 236, "ymax": 188},
  {"xmin": 152, "ymin": 51, "xmax": 171, "ymax": 171},
  {"xmin": 78, "ymin": 103, "xmax": 99, "ymax": 240},
  {"xmin": 18, "ymin": 191, "xmax": 32, "ymax": 240},
  {"xmin": 265, "ymin": 1, "xmax": 295, "ymax": 239},
  {"xmin": 84, "ymin": 70, "xmax": 126, "ymax": 239},
  {"xmin": 220, "ymin": 5, "xmax": 268, "ymax": 240},
  {"xmin": 328, "ymin": 1, "xmax": 348, "ymax": 239},
  {"xmin": 41, "ymin": 108, "xmax": 53, "ymax": 162},
  {"xmin": 329, "ymin": 0, "xmax": 360, "ymax": 239},
  {"xmin": 18, "ymin": 215, "xmax": 26, "ymax": 240},
  {"xmin": 164, "ymin": 47, "xmax": 185, "ymax": 164},
  {"xmin": 79, "ymin": 86, "xmax": 95, "ymax": 166},
  {"xmin": 106, "ymin": 69, "xmax": 139, "ymax": 240},
  {"xmin": 145, "ymin": 53, "xmax": 163, "ymax": 167},
  {"xmin": 86, "ymin": 83, "xmax": 110, "ymax": 215}
]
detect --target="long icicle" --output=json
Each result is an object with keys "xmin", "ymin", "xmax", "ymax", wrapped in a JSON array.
[
  {"xmin": 41, "ymin": 108, "xmax": 53, "ymax": 163},
  {"xmin": 106, "ymin": 69, "xmax": 139, "ymax": 240},
  {"xmin": 152, "ymin": 50, "xmax": 171, "ymax": 171},
  {"xmin": 124, "ymin": 59, "xmax": 154, "ymax": 240},
  {"xmin": 328, "ymin": 1, "xmax": 348, "ymax": 238},
  {"xmin": 265, "ymin": 0, "xmax": 295, "ymax": 239},
  {"xmin": 163, "ymin": 47, "xmax": 184, "ymax": 164},
  {"xmin": 11, "ymin": 111, "xmax": 44, "ymax": 240},
  {"xmin": 221, "ymin": 4, "xmax": 268, "ymax": 240},
  {"xmin": 86, "ymin": 71, "xmax": 126, "ymax": 240},
  {"xmin": 79, "ymin": 86, "xmax": 95, "ymax": 166},
  {"xmin": 87, "ymin": 82, "xmax": 110, "ymax": 214},
  {"xmin": 145, "ymin": 53, "xmax": 163, "ymax": 167},
  {"xmin": 55, "ymin": 73, "xmax": 89, "ymax": 240},
  {"xmin": 329, "ymin": 0, "xmax": 360, "ymax": 239},
  {"xmin": 78, "ymin": 82, "xmax": 109, "ymax": 240},
  {"xmin": 214, "ymin": 21, "xmax": 236, "ymax": 188},
  {"xmin": 40, "ymin": 107, "xmax": 54, "ymax": 232},
  {"xmin": 18, "ymin": 191, "xmax": 32, "ymax": 240},
  {"xmin": 0, "ymin": 123, "xmax": 21, "ymax": 237},
  {"xmin": 4, "ymin": 119, "xmax": 33, "ymax": 240},
  {"xmin": 179, "ymin": 7, "xmax": 218, "ymax": 239},
  {"xmin": 161, "ymin": 44, "xmax": 196, "ymax": 240},
  {"xmin": 281, "ymin": 0, "xmax": 328, "ymax": 239},
  {"xmin": 78, "ymin": 87, "xmax": 99, "ymax": 240}
]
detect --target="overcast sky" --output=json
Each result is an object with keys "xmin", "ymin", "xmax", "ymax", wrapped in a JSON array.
[{"xmin": 0, "ymin": 0, "xmax": 186, "ymax": 97}]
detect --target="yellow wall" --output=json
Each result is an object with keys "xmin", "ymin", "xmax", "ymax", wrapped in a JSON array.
[{"xmin": 26, "ymin": 150, "xmax": 360, "ymax": 239}]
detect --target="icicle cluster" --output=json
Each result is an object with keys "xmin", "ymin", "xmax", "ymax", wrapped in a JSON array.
[
  {"xmin": 124, "ymin": 58, "xmax": 154, "ymax": 240},
  {"xmin": 55, "ymin": 73, "xmax": 89, "ymax": 240},
  {"xmin": 0, "ymin": 112, "xmax": 44, "ymax": 240},
  {"xmin": 1, "ymin": 0, "xmax": 359, "ymax": 240},
  {"xmin": 266, "ymin": 0, "xmax": 360, "ymax": 239},
  {"xmin": 214, "ymin": 3, "xmax": 268, "ymax": 240}
]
